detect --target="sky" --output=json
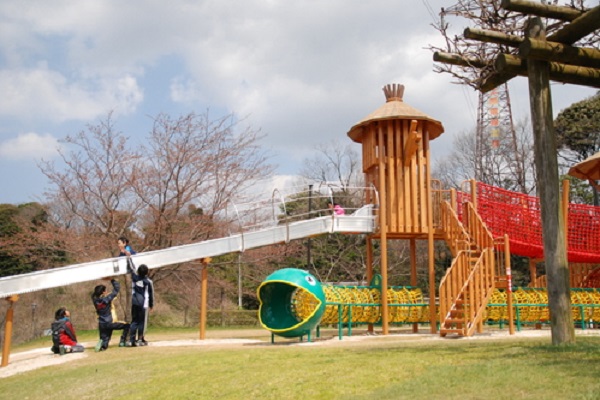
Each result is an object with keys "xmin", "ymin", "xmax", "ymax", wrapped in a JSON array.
[{"xmin": 0, "ymin": 1, "xmax": 596, "ymax": 205}]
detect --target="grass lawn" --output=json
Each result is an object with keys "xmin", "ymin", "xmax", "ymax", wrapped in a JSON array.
[{"xmin": 1, "ymin": 327, "xmax": 599, "ymax": 399}]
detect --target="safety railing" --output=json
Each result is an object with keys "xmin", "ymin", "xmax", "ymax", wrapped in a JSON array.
[{"xmin": 225, "ymin": 183, "xmax": 379, "ymax": 237}]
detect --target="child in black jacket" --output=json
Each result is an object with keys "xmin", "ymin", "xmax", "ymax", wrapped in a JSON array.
[{"xmin": 91, "ymin": 279, "xmax": 130, "ymax": 351}]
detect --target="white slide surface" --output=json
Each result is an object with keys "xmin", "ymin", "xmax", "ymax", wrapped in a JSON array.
[{"xmin": 0, "ymin": 206, "xmax": 375, "ymax": 298}]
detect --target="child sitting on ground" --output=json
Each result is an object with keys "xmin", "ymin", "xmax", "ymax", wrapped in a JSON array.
[{"xmin": 51, "ymin": 307, "xmax": 85, "ymax": 355}]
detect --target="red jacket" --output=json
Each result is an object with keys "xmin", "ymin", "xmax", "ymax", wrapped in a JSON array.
[{"xmin": 52, "ymin": 318, "xmax": 78, "ymax": 346}]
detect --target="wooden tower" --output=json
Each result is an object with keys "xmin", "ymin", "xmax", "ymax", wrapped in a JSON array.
[{"xmin": 347, "ymin": 83, "xmax": 445, "ymax": 333}]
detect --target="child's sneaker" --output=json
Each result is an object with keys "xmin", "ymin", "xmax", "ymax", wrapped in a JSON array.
[
  {"xmin": 94, "ymin": 340, "xmax": 103, "ymax": 352},
  {"xmin": 59, "ymin": 345, "xmax": 66, "ymax": 355},
  {"xmin": 119, "ymin": 341, "xmax": 127, "ymax": 347},
  {"xmin": 136, "ymin": 340, "xmax": 147, "ymax": 346}
]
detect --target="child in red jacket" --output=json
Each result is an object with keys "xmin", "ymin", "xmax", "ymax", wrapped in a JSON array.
[{"xmin": 51, "ymin": 308, "xmax": 85, "ymax": 355}]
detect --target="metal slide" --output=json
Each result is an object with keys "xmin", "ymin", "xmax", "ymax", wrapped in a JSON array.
[{"xmin": 0, "ymin": 205, "xmax": 375, "ymax": 299}]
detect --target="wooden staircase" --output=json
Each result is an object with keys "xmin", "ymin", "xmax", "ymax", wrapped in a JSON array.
[{"xmin": 438, "ymin": 200, "xmax": 497, "ymax": 337}]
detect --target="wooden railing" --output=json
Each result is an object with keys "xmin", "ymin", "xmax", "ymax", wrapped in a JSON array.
[
  {"xmin": 439, "ymin": 250, "xmax": 471, "ymax": 334},
  {"xmin": 439, "ymin": 200, "xmax": 497, "ymax": 336},
  {"xmin": 440, "ymin": 201, "xmax": 470, "ymax": 257},
  {"xmin": 462, "ymin": 202, "xmax": 495, "ymax": 251}
]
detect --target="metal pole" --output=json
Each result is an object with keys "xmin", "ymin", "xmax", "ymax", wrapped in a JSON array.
[
  {"xmin": 238, "ymin": 253, "xmax": 242, "ymax": 309},
  {"xmin": 307, "ymin": 184, "xmax": 313, "ymax": 267},
  {"xmin": 31, "ymin": 303, "xmax": 37, "ymax": 339}
]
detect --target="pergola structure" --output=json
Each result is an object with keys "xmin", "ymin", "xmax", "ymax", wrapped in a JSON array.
[{"xmin": 433, "ymin": 0, "xmax": 600, "ymax": 344}]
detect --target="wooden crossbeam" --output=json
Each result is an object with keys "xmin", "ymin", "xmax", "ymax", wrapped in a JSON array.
[
  {"xmin": 433, "ymin": 51, "xmax": 488, "ymax": 68},
  {"xmin": 520, "ymin": 38, "xmax": 600, "ymax": 69},
  {"xmin": 547, "ymin": 6, "xmax": 600, "ymax": 45},
  {"xmin": 464, "ymin": 27, "xmax": 523, "ymax": 48},
  {"xmin": 433, "ymin": 2, "xmax": 600, "ymax": 92},
  {"xmin": 495, "ymin": 53, "xmax": 600, "ymax": 89},
  {"xmin": 501, "ymin": 0, "xmax": 583, "ymax": 22}
]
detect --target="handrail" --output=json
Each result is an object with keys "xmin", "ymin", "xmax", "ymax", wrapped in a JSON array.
[
  {"xmin": 440, "ymin": 201, "xmax": 470, "ymax": 256},
  {"xmin": 271, "ymin": 188, "xmax": 290, "ymax": 243},
  {"xmin": 439, "ymin": 198, "xmax": 497, "ymax": 336}
]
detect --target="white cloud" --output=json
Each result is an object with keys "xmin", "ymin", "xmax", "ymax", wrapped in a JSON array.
[
  {"xmin": 0, "ymin": 132, "xmax": 61, "ymax": 161},
  {"xmin": 0, "ymin": 68, "xmax": 143, "ymax": 122},
  {"xmin": 0, "ymin": 0, "xmax": 597, "ymax": 205}
]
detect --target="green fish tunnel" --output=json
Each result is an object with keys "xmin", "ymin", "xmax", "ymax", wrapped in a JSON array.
[
  {"xmin": 257, "ymin": 268, "xmax": 600, "ymax": 338},
  {"xmin": 257, "ymin": 268, "xmax": 428, "ymax": 338}
]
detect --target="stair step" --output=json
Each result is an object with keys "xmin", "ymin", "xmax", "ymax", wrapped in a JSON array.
[{"xmin": 440, "ymin": 328, "xmax": 465, "ymax": 336}]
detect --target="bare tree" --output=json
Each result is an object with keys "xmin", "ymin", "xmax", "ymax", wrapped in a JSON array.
[
  {"xmin": 40, "ymin": 112, "xmax": 144, "ymax": 260},
  {"xmin": 132, "ymin": 111, "xmax": 274, "ymax": 251},
  {"xmin": 433, "ymin": 117, "xmax": 536, "ymax": 193},
  {"xmin": 298, "ymin": 140, "xmax": 364, "ymax": 189}
]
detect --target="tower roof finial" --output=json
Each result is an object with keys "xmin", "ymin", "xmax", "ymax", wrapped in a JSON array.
[{"xmin": 382, "ymin": 83, "xmax": 404, "ymax": 102}]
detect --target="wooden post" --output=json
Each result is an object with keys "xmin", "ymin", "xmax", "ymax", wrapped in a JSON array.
[
  {"xmin": 410, "ymin": 238, "xmax": 418, "ymax": 333},
  {"xmin": 526, "ymin": 17, "xmax": 574, "ymax": 344},
  {"xmin": 378, "ymin": 125, "xmax": 389, "ymax": 335},
  {"xmin": 366, "ymin": 235, "xmax": 374, "ymax": 334},
  {"xmin": 1, "ymin": 295, "xmax": 18, "ymax": 368},
  {"xmin": 424, "ymin": 136, "xmax": 437, "ymax": 333},
  {"xmin": 199, "ymin": 258, "xmax": 211, "ymax": 340},
  {"xmin": 504, "ymin": 235, "xmax": 515, "ymax": 335},
  {"xmin": 562, "ymin": 179, "xmax": 570, "ymax": 258},
  {"xmin": 529, "ymin": 259, "xmax": 538, "ymax": 287}
]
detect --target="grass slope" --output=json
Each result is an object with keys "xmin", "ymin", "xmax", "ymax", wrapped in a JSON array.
[{"xmin": 1, "ymin": 328, "xmax": 599, "ymax": 399}]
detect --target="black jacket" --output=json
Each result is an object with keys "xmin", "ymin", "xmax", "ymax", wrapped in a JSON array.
[
  {"xmin": 129, "ymin": 263, "xmax": 154, "ymax": 309},
  {"xmin": 92, "ymin": 279, "xmax": 120, "ymax": 324}
]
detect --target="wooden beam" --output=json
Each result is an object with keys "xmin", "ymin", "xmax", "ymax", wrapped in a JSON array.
[
  {"xmin": 464, "ymin": 27, "xmax": 524, "ymax": 48},
  {"xmin": 547, "ymin": 5, "xmax": 600, "ymax": 45},
  {"xmin": 495, "ymin": 53, "xmax": 600, "ymax": 89},
  {"xmin": 480, "ymin": 71, "xmax": 519, "ymax": 93},
  {"xmin": 433, "ymin": 51, "xmax": 488, "ymax": 68},
  {"xmin": 501, "ymin": 0, "xmax": 583, "ymax": 22},
  {"xmin": 434, "ymin": 4, "xmax": 600, "ymax": 93},
  {"xmin": 479, "ymin": 3, "xmax": 599, "ymax": 91},
  {"xmin": 520, "ymin": 38, "xmax": 600, "ymax": 69}
]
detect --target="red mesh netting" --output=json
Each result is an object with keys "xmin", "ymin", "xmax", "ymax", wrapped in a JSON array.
[{"xmin": 462, "ymin": 182, "xmax": 600, "ymax": 263}]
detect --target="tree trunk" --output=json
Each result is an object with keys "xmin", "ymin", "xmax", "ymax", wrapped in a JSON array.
[{"xmin": 526, "ymin": 17, "xmax": 574, "ymax": 345}]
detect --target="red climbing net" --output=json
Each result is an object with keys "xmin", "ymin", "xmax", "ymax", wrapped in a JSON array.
[{"xmin": 466, "ymin": 182, "xmax": 600, "ymax": 263}]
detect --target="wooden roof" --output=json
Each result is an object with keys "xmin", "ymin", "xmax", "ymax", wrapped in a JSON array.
[{"xmin": 347, "ymin": 84, "xmax": 445, "ymax": 143}]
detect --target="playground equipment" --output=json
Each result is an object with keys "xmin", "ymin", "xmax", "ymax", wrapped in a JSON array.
[
  {"xmin": 0, "ymin": 186, "xmax": 377, "ymax": 366},
  {"xmin": 257, "ymin": 268, "xmax": 326, "ymax": 339},
  {"xmin": 0, "ymin": 197, "xmax": 376, "ymax": 299},
  {"xmin": 259, "ymin": 83, "xmax": 599, "ymax": 340},
  {"xmin": 258, "ymin": 269, "xmax": 600, "ymax": 340},
  {"xmin": 258, "ymin": 268, "xmax": 427, "ymax": 340},
  {"xmin": 1, "ymin": 83, "xmax": 599, "ymax": 366}
]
